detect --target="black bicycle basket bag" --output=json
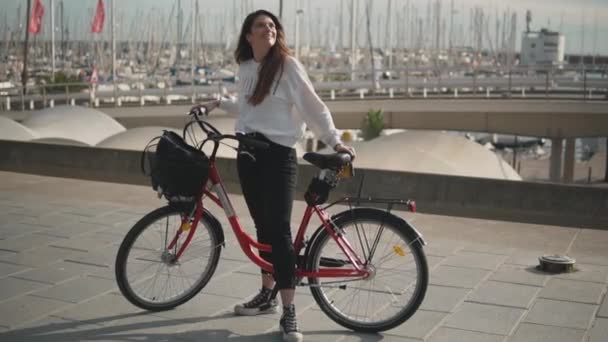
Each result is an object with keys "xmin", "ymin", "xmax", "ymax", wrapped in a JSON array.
[
  {"xmin": 142, "ymin": 130, "xmax": 209, "ymax": 203},
  {"xmin": 304, "ymin": 177, "xmax": 333, "ymax": 206}
]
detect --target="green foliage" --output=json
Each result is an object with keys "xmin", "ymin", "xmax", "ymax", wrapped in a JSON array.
[
  {"xmin": 361, "ymin": 109, "xmax": 384, "ymax": 141},
  {"xmin": 40, "ymin": 71, "xmax": 88, "ymax": 93}
]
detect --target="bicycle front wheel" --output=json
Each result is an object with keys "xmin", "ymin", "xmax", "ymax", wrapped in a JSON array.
[
  {"xmin": 115, "ymin": 205, "xmax": 222, "ymax": 311},
  {"xmin": 306, "ymin": 208, "xmax": 428, "ymax": 332}
]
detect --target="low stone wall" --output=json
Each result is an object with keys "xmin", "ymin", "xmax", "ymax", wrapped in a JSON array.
[{"xmin": 1, "ymin": 139, "xmax": 606, "ymax": 229}]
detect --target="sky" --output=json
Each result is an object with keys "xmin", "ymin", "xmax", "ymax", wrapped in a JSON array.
[{"xmin": 2, "ymin": 0, "xmax": 608, "ymax": 55}]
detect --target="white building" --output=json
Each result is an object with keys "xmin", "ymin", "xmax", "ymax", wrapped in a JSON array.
[{"xmin": 520, "ymin": 29, "xmax": 565, "ymax": 67}]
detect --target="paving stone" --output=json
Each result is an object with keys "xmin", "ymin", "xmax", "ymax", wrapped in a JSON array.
[
  {"xmin": 442, "ymin": 251, "xmax": 507, "ymax": 271},
  {"xmin": 0, "ymin": 295, "xmax": 71, "ymax": 328},
  {"xmin": 52, "ymin": 293, "xmax": 144, "ymax": 322},
  {"xmin": 598, "ymin": 293, "xmax": 608, "ymax": 318},
  {"xmin": 5, "ymin": 315, "xmax": 103, "ymax": 341},
  {"xmin": 0, "ymin": 222, "xmax": 48, "ymax": 239},
  {"xmin": 419, "ymin": 285, "xmax": 470, "ymax": 312},
  {"xmin": 12, "ymin": 261, "xmax": 104, "ymax": 285},
  {"xmin": 555, "ymin": 264, "xmax": 608, "ymax": 284},
  {"xmin": 524, "ymin": 299, "xmax": 597, "ymax": 329},
  {"xmin": 538, "ymin": 278, "xmax": 605, "ymax": 304},
  {"xmin": 176, "ymin": 312, "xmax": 279, "ymax": 341},
  {"xmin": 13, "ymin": 205, "xmax": 62, "ymax": 218},
  {"xmin": 202, "ymin": 271, "xmax": 261, "ymax": 299},
  {"xmin": 79, "ymin": 211, "xmax": 139, "ymax": 226},
  {"xmin": 425, "ymin": 255, "xmax": 445, "ymax": 269},
  {"xmin": 462, "ymin": 244, "xmax": 516, "ymax": 256},
  {"xmin": 59, "ymin": 204, "xmax": 120, "ymax": 218},
  {"xmin": 490, "ymin": 264, "xmax": 548, "ymax": 287},
  {"xmin": 443, "ymin": 302, "xmax": 525, "ymax": 335},
  {"xmin": 86, "ymin": 267, "xmax": 116, "ymax": 281},
  {"xmin": 18, "ymin": 212, "xmax": 83, "ymax": 228},
  {"xmin": 508, "ymin": 323, "xmax": 585, "ymax": 342},
  {"xmin": 210, "ymin": 258, "xmax": 248, "ymax": 277},
  {"xmin": 63, "ymin": 249, "xmax": 116, "ymax": 268},
  {"xmin": 0, "ymin": 261, "xmax": 31, "ymax": 278},
  {"xmin": 427, "ymin": 327, "xmax": 505, "ymax": 342},
  {"xmin": 568, "ymin": 254, "xmax": 608, "ymax": 267},
  {"xmin": 430, "ymin": 265, "xmax": 490, "ymax": 288},
  {"xmin": 341, "ymin": 334, "xmax": 420, "ymax": 342},
  {"xmin": 0, "ymin": 205, "xmax": 19, "ymax": 215},
  {"xmin": 466, "ymin": 281, "xmax": 540, "ymax": 309},
  {"xmin": 589, "ymin": 318, "xmax": 608, "ymax": 342},
  {"xmin": 387, "ymin": 310, "xmax": 447, "ymax": 339},
  {"xmin": 0, "ymin": 233, "xmax": 64, "ymax": 252},
  {"xmin": 49, "ymin": 233, "xmax": 119, "ymax": 253},
  {"xmin": 0, "ymin": 250, "xmax": 18, "ymax": 259},
  {"xmin": 30, "ymin": 276, "xmax": 116, "ymax": 304},
  {"xmin": 40, "ymin": 221, "xmax": 108, "ymax": 238},
  {"xmin": 505, "ymin": 251, "xmax": 546, "ymax": 267},
  {"xmin": 150, "ymin": 292, "xmax": 240, "ymax": 321},
  {"xmin": 0, "ymin": 276, "xmax": 50, "ymax": 301},
  {"xmin": 0, "ymin": 246, "xmax": 88, "ymax": 267},
  {"xmin": 423, "ymin": 240, "xmax": 465, "ymax": 257},
  {"xmin": 269, "ymin": 303, "xmax": 346, "ymax": 342}
]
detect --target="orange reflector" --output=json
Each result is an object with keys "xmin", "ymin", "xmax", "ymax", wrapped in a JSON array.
[{"xmin": 393, "ymin": 245, "xmax": 406, "ymax": 256}]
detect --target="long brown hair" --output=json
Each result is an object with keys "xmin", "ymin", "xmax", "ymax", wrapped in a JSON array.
[{"xmin": 235, "ymin": 10, "xmax": 291, "ymax": 106}]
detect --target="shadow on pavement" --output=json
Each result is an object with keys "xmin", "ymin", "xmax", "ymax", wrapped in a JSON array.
[{"xmin": 0, "ymin": 311, "xmax": 387, "ymax": 342}]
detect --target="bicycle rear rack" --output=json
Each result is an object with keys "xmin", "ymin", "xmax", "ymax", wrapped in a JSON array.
[{"xmin": 323, "ymin": 172, "xmax": 417, "ymax": 213}]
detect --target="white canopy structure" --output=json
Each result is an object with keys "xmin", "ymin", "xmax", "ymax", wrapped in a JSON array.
[
  {"xmin": 0, "ymin": 116, "xmax": 37, "ymax": 141},
  {"xmin": 21, "ymin": 106, "xmax": 126, "ymax": 146},
  {"xmin": 321, "ymin": 131, "xmax": 521, "ymax": 180}
]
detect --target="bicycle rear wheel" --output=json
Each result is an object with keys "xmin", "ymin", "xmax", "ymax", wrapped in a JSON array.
[
  {"xmin": 306, "ymin": 208, "xmax": 428, "ymax": 332},
  {"xmin": 115, "ymin": 205, "xmax": 222, "ymax": 311}
]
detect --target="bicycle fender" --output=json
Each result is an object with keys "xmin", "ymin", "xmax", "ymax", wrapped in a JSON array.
[
  {"xmin": 202, "ymin": 209, "xmax": 225, "ymax": 247},
  {"xmin": 311, "ymin": 207, "xmax": 426, "ymax": 248}
]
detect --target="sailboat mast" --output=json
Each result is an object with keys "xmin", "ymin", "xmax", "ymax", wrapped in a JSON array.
[
  {"xmin": 51, "ymin": 0, "xmax": 56, "ymax": 81},
  {"xmin": 350, "ymin": 0, "xmax": 357, "ymax": 80},
  {"xmin": 111, "ymin": 0, "xmax": 116, "ymax": 80}
]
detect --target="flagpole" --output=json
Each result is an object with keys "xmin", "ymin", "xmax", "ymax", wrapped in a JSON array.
[
  {"xmin": 22, "ymin": 0, "xmax": 32, "ymax": 97},
  {"xmin": 51, "ymin": 0, "xmax": 55, "ymax": 82}
]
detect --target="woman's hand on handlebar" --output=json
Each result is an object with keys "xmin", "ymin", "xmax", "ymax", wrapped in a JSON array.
[
  {"xmin": 334, "ymin": 143, "xmax": 356, "ymax": 160},
  {"xmin": 190, "ymin": 100, "xmax": 220, "ymax": 116}
]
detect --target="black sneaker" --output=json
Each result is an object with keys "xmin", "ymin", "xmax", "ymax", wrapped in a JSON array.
[
  {"xmin": 234, "ymin": 287, "xmax": 278, "ymax": 316},
  {"xmin": 279, "ymin": 304, "xmax": 303, "ymax": 342}
]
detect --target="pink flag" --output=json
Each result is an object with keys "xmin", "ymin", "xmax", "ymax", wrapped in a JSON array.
[
  {"xmin": 90, "ymin": 68, "xmax": 99, "ymax": 84},
  {"xmin": 28, "ymin": 0, "xmax": 45, "ymax": 34},
  {"xmin": 91, "ymin": 0, "xmax": 105, "ymax": 33}
]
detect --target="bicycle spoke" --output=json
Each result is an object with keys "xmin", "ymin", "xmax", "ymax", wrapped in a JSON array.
[
  {"xmin": 309, "ymin": 213, "xmax": 427, "ymax": 331},
  {"xmin": 119, "ymin": 208, "xmax": 220, "ymax": 308},
  {"xmin": 353, "ymin": 221, "xmax": 370, "ymax": 262}
]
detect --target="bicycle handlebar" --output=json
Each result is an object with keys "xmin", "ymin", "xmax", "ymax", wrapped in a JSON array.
[
  {"xmin": 187, "ymin": 105, "xmax": 270, "ymax": 150},
  {"xmin": 208, "ymin": 133, "xmax": 270, "ymax": 150}
]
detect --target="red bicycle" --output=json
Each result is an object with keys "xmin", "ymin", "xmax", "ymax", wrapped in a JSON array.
[{"xmin": 115, "ymin": 108, "xmax": 428, "ymax": 332}]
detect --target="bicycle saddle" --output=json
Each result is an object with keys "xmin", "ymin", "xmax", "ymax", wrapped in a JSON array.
[{"xmin": 303, "ymin": 152, "xmax": 352, "ymax": 170}]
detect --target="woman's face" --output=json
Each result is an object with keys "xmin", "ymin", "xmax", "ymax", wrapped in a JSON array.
[{"xmin": 247, "ymin": 15, "xmax": 277, "ymax": 50}]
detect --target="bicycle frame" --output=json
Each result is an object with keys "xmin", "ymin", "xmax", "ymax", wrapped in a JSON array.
[{"xmin": 168, "ymin": 161, "xmax": 370, "ymax": 280}]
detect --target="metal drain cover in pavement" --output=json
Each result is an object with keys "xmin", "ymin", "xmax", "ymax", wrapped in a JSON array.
[{"xmin": 538, "ymin": 255, "xmax": 576, "ymax": 273}]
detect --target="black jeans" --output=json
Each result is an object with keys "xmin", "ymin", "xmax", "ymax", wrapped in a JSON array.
[{"xmin": 237, "ymin": 133, "xmax": 298, "ymax": 290}]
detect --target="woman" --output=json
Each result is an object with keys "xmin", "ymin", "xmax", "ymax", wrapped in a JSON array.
[{"xmin": 194, "ymin": 10, "xmax": 354, "ymax": 342}]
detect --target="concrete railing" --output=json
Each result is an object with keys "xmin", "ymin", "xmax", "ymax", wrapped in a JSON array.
[{"xmin": 1, "ymin": 139, "xmax": 607, "ymax": 229}]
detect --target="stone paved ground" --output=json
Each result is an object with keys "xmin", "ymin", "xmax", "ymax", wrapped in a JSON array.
[{"xmin": 0, "ymin": 171, "xmax": 607, "ymax": 342}]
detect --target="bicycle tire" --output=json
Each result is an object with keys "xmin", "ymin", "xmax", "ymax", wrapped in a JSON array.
[
  {"xmin": 306, "ymin": 208, "xmax": 428, "ymax": 332},
  {"xmin": 115, "ymin": 205, "xmax": 222, "ymax": 311}
]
